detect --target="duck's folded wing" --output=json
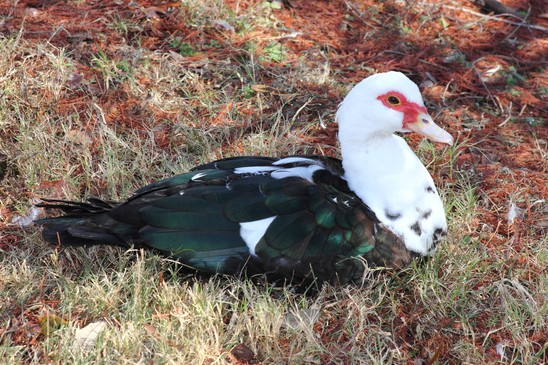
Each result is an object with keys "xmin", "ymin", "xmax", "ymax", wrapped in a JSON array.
[
  {"xmin": 36, "ymin": 156, "xmax": 412, "ymax": 283},
  {"xmin": 127, "ymin": 160, "xmax": 411, "ymax": 283}
]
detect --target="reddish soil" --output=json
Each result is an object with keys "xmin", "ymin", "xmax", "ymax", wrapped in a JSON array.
[{"xmin": 1, "ymin": 0, "xmax": 546, "ymax": 363}]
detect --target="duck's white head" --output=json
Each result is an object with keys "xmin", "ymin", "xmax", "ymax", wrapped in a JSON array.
[{"xmin": 336, "ymin": 71, "xmax": 453, "ymax": 145}]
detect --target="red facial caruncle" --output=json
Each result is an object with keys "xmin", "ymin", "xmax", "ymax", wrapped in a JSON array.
[{"xmin": 377, "ymin": 91, "xmax": 427, "ymax": 129}]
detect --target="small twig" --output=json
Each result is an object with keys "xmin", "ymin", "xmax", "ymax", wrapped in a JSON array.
[
  {"xmin": 47, "ymin": 25, "xmax": 70, "ymax": 44},
  {"xmin": 471, "ymin": 58, "xmax": 503, "ymax": 113},
  {"xmin": 344, "ymin": 0, "xmax": 382, "ymax": 28},
  {"xmin": 291, "ymin": 97, "xmax": 314, "ymax": 123},
  {"xmin": 441, "ymin": 79, "xmax": 453, "ymax": 106},
  {"xmin": 482, "ymin": 326, "xmax": 505, "ymax": 347},
  {"xmin": 505, "ymin": 7, "xmax": 533, "ymax": 40},
  {"xmin": 383, "ymin": 50, "xmax": 450, "ymax": 70},
  {"xmin": 20, "ymin": 71, "xmax": 28, "ymax": 101},
  {"xmin": 497, "ymin": 102, "xmax": 513, "ymax": 127},
  {"xmin": 274, "ymin": 31, "xmax": 303, "ymax": 40},
  {"xmin": 442, "ymin": 5, "xmax": 548, "ymax": 32},
  {"xmin": 318, "ymin": 111, "xmax": 326, "ymax": 129}
]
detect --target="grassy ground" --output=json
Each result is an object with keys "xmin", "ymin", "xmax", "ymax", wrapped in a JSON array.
[{"xmin": 0, "ymin": 0, "xmax": 546, "ymax": 364}]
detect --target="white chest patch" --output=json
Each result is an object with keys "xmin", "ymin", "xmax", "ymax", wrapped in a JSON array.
[
  {"xmin": 342, "ymin": 135, "xmax": 447, "ymax": 255},
  {"xmin": 381, "ymin": 189, "xmax": 447, "ymax": 255},
  {"xmin": 239, "ymin": 216, "xmax": 276, "ymax": 256}
]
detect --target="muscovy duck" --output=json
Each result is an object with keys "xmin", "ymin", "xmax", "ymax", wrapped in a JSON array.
[{"xmin": 35, "ymin": 71, "xmax": 453, "ymax": 284}]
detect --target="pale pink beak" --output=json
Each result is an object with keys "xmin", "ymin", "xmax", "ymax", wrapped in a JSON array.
[{"xmin": 405, "ymin": 112, "xmax": 454, "ymax": 145}]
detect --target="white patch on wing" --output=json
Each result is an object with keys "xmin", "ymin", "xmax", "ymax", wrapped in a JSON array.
[
  {"xmin": 191, "ymin": 172, "xmax": 208, "ymax": 181},
  {"xmin": 271, "ymin": 165, "xmax": 323, "ymax": 182},
  {"xmin": 239, "ymin": 216, "xmax": 276, "ymax": 256},
  {"xmin": 273, "ymin": 156, "xmax": 316, "ymax": 165},
  {"xmin": 234, "ymin": 166, "xmax": 278, "ymax": 174}
]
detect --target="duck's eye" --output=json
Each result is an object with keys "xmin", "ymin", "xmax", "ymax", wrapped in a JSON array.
[{"xmin": 387, "ymin": 95, "xmax": 401, "ymax": 105}]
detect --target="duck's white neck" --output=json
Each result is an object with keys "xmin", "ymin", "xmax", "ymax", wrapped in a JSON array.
[
  {"xmin": 340, "ymin": 133, "xmax": 414, "ymax": 211},
  {"xmin": 340, "ymin": 131, "xmax": 445, "ymax": 255}
]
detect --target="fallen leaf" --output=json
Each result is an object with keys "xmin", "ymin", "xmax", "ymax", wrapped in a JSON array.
[
  {"xmin": 228, "ymin": 343, "xmax": 256, "ymax": 364},
  {"xmin": 66, "ymin": 73, "xmax": 85, "ymax": 89},
  {"xmin": 142, "ymin": 7, "xmax": 166, "ymax": 19},
  {"xmin": 211, "ymin": 19, "xmax": 235, "ymax": 32},
  {"xmin": 39, "ymin": 314, "xmax": 68, "ymax": 336},
  {"xmin": 73, "ymin": 320, "xmax": 108, "ymax": 351},
  {"xmin": 24, "ymin": 8, "xmax": 40, "ymax": 17}
]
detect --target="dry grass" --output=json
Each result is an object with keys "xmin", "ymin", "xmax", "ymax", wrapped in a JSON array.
[{"xmin": 1, "ymin": 1, "xmax": 546, "ymax": 364}]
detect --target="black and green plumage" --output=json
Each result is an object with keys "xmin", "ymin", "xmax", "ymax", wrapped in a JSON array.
[
  {"xmin": 36, "ymin": 72, "xmax": 454, "ymax": 284},
  {"xmin": 36, "ymin": 156, "xmax": 412, "ymax": 284}
]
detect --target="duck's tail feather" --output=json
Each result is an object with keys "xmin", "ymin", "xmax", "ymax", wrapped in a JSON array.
[
  {"xmin": 36, "ymin": 197, "xmax": 116, "ymax": 214},
  {"xmin": 35, "ymin": 198, "xmax": 130, "ymax": 247}
]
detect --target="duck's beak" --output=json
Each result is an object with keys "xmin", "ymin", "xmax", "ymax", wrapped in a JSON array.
[{"xmin": 405, "ymin": 112, "xmax": 454, "ymax": 145}]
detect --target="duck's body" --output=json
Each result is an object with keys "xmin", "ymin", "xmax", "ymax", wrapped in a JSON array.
[{"xmin": 36, "ymin": 72, "xmax": 453, "ymax": 284}]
